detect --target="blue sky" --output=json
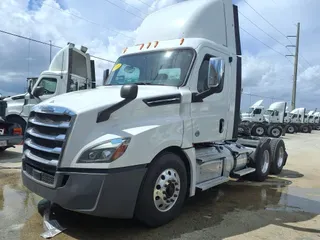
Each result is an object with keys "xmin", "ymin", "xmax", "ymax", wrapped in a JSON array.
[{"xmin": 0, "ymin": 0, "xmax": 320, "ymax": 111}]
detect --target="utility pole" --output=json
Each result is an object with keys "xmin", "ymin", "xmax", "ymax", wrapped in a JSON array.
[
  {"xmin": 49, "ymin": 40, "xmax": 52, "ymax": 64},
  {"xmin": 286, "ymin": 22, "xmax": 300, "ymax": 110}
]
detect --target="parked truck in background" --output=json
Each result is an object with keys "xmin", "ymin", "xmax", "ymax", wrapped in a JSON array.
[
  {"xmin": 21, "ymin": 0, "xmax": 288, "ymax": 227},
  {"xmin": 289, "ymin": 107, "xmax": 312, "ymax": 133},
  {"xmin": 0, "ymin": 101, "xmax": 23, "ymax": 152},
  {"xmin": 314, "ymin": 112, "xmax": 320, "ymax": 130},
  {"xmin": 3, "ymin": 44, "xmax": 96, "ymax": 134},
  {"xmin": 239, "ymin": 100, "xmax": 287, "ymax": 137}
]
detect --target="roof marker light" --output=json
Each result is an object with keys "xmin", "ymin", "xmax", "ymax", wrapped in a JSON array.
[
  {"xmin": 139, "ymin": 44, "xmax": 144, "ymax": 50},
  {"xmin": 180, "ymin": 38, "xmax": 185, "ymax": 45},
  {"xmin": 122, "ymin": 47, "xmax": 128, "ymax": 53},
  {"xmin": 154, "ymin": 41, "xmax": 159, "ymax": 48},
  {"xmin": 146, "ymin": 42, "xmax": 151, "ymax": 49}
]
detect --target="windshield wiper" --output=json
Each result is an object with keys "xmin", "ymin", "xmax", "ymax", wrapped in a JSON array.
[{"xmin": 135, "ymin": 82, "xmax": 164, "ymax": 85}]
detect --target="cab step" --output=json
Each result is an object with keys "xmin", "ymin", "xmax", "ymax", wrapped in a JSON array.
[
  {"xmin": 232, "ymin": 167, "xmax": 256, "ymax": 177},
  {"xmin": 196, "ymin": 176, "xmax": 229, "ymax": 191}
]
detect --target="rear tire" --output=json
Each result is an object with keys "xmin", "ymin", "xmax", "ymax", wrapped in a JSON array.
[
  {"xmin": 270, "ymin": 139, "xmax": 286, "ymax": 175},
  {"xmin": 247, "ymin": 141, "xmax": 271, "ymax": 182},
  {"xmin": 134, "ymin": 152, "xmax": 188, "ymax": 228},
  {"xmin": 267, "ymin": 125, "xmax": 282, "ymax": 138}
]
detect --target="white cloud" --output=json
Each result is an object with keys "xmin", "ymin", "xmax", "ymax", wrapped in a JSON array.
[
  {"xmin": 0, "ymin": 0, "xmax": 319, "ymax": 111},
  {"xmin": 238, "ymin": 0, "xmax": 320, "ymax": 110}
]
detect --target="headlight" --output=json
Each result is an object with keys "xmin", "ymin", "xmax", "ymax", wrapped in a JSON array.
[{"xmin": 78, "ymin": 137, "xmax": 131, "ymax": 163}]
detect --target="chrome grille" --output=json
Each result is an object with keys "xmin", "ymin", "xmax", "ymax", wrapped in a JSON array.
[{"xmin": 23, "ymin": 105, "xmax": 76, "ymax": 186}]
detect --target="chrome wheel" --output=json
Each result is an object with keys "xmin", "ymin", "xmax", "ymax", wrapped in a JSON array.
[
  {"xmin": 277, "ymin": 146, "xmax": 284, "ymax": 168},
  {"xmin": 153, "ymin": 168, "xmax": 180, "ymax": 212},
  {"xmin": 256, "ymin": 127, "xmax": 264, "ymax": 135},
  {"xmin": 271, "ymin": 128, "xmax": 280, "ymax": 137},
  {"xmin": 288, "ymin": 126, "xmax": 294, "ymax": 133},
  {"xmin": 261, "ymin": 150, "xmax": 270, "ymax": 174}
]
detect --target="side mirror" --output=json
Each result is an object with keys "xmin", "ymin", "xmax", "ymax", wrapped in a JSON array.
[
  {"xmin": 33, "ymin": 86, "xmax": 45, "ymax": 98},
  {"xmin": 208, "ymin": 57, "xmax": 225, "ymax": 88},
  {"xmin": 103, "ymin": 69, "xmax": 109, "ymax": 85},
  {"xmin": 120, "ymin": 84, "xmax": 138, "ymax": 100}
]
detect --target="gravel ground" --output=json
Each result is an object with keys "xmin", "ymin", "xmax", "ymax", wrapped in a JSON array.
[{"xmin": 0, "ymin": 132, "xmax": 319, "ymax": 240}]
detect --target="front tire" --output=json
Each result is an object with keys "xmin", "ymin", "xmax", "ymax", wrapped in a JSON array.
[
  {"xmin": 301, "ymin": 125, "xmax": 309, "ymax": 133},
  {"xmin": 251, "ymin": 124, "xmax": 266, "ymax": 137},
  {"xmin": 6, "ymin": 116, "xmax": 26, "ymax": 135},
  {"xmin": 286, "ymin": 125, "xmax": 295, "ymax": 134},
  {"xmin": 134, "ymin": 152, "xmax": 188, "ymax": 227}
]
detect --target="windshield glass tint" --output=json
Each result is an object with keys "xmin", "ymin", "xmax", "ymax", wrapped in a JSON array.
[{"xmin": 106, "ymin": 49, "xmax": 194, "ymax": 86}]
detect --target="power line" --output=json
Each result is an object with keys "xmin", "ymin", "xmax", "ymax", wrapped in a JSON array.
[
  {"xmin": 135, "ymin": 0, "xmax": 152, "ymax": 7},
  {"xmin": 0, "ymin": 29, "xmax": 115, "ymax": 63},
  {"xmin": 39, "ymin": 1, "xmax": 134, "ymax": 39},
  {"xmin": 102, "ymin": 0, "xmax": 145, "ymax": 19},
  {"xmin": 243, "ymin": 0, "xmax": 313, "ymax": 68},
  {"xmin": 115, "ymin": 0, "xmax": 148, "ymax": 16},
  {"xmin": 240, "ymin": 27, "xmax": 286, "ymax": 57},
  {"xmin": 238, "ymin": 10, "xmax": 286, "ymax": 47},
  {"xmin": 243, "ymin": 0, "xmax": 288, "ymax": 39}
]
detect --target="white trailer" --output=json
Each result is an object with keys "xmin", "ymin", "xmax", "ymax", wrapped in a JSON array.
[
  {"xmin": 4, "ymin": 44, "xmax": 96, "ymax": 134},
  {"xmin": 21, "ymin": 0, "xmax": 289, "ymax": 227}
]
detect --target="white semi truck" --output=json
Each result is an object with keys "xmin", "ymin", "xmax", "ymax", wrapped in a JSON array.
[
  {"xmin": 0, "ymin": 101, "xmax": 23, "ymax": 152},
  {"xmin": 3, "ymin": 44, "xmax": 96, "ymax": 134},
  {"xmin": 239, "ymin": 100, "xmax": 288, "ymax": 137},
  {"xmin": 289, "ymin": 107, "xmax": 312, "ymax": 133},
  {"xmin": 314, "ymin": 112, "xmax": 320, "ymax": 130},
  {"xmin": 21, "ymin": 0, "xmax": 289, "ymax": 227}
]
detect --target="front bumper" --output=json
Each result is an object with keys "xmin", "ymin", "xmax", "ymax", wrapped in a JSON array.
[{"xmin": 22, "ymin": 162, "xmax": 147, "ymax": 219}]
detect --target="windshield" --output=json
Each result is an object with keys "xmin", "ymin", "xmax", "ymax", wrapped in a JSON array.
[
  {"xmin": 264, "ymin": 110, "xmax": 273, "ymax": 115},
  {"xmin": 106, "ymin": 49, "xmax": 194, "ymax": 86},
  {"xmin": 247, "ymin": 108, "xmax": 254, "ymax": 113}
]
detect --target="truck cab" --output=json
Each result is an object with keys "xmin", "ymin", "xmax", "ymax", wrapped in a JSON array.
[
  {"xmin": 263, "ymin": 101, "xmax": 287, "ymax": 124},
  {"xmin": 241, "ymin": 100, "xmax": 265, "ymax": 122},
  {"xmin": 4, "ymin": 43, "xmax": 95, "ymax": 133},
  {"xmin": 21, "ymin": 0, "xmax": 288, "ymax": 227}
]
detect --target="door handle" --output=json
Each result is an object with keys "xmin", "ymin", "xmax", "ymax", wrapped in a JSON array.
[{"xmin": 219, "ymin": 119, "xmax": 224, "ymax": 133}]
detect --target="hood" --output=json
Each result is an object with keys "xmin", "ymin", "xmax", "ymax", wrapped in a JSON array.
[
  {"xmin": 4, "ymin": 93, "xmax": 26, "ymax": 101},
  {"xmin": 38, "ymin": 85, "xmax": 181, "ymax": 114}
]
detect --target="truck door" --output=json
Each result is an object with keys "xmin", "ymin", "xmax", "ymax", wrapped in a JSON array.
[{"xmin": 190, "ymin": 47, "xmax": 229, "ymax": 143}]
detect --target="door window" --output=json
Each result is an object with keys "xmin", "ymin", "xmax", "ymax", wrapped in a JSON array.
[
  {"xmin": 253, "ymin": 108, "xmax": 262, "ymax": 115},
  {"xmin": 38, "ymin": 78, "xmax": 57, "ymax": 95}
]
